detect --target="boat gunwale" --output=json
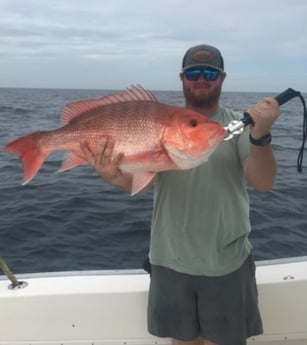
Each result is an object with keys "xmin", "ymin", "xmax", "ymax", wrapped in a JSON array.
[{"xmin": 1, "ymin": 255, "xmax": 307, "ymax": 281}]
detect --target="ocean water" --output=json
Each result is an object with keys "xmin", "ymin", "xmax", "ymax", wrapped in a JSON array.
[{"xmin": 0, "ymin": 87, "xmax": 306, "ymax": 274}]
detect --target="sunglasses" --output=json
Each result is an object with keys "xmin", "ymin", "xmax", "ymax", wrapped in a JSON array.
[{"xmin": 184, "ymin": 68, "xmax": 220, "ymax": 81}]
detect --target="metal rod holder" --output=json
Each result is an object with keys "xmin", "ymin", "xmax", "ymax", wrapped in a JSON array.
[{"xmin": 0, "ymin": 256, "xmax": 28, "ymax": 290}]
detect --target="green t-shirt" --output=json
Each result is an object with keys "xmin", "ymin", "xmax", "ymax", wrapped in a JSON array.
[{"xmin": 149, "ymin": 107, "xmax": 252, "ymax": 276}]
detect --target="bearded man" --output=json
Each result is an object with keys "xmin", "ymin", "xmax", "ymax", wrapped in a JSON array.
[{"xmin": 81, "ymin": 44, "xmax": 280, "ymax": 345}]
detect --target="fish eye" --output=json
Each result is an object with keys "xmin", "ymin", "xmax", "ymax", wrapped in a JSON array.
[{"xmin": 189, "ymin": 119, "xmax": 198, "ymax": 127}]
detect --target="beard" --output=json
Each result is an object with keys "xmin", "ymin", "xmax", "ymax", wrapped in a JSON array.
[{"xmin": 183, "ymin": 83, "xmax": 222, "ymax": 109}]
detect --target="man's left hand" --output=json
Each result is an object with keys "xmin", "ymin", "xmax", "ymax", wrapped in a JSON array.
[{"xmin": 247, "ymin": 97, "xmax": 280, "ymax": 139}]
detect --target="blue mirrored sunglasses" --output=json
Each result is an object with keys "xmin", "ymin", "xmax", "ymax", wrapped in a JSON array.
[{"xmin": 184, "ymin": 68, "xmax": 220, "ymax": 81}]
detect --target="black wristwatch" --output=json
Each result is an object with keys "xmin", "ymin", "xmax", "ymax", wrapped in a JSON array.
[{"xmin": 249, "ymin": 132, "xmax": 272, "ymax": 146}]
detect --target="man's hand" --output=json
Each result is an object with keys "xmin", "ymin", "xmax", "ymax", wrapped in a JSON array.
[
  {"xmin": 80, "ymin": 137, "xmax": 133, "ymax": 192},
  {"xmin": 247, "ymin": 97, "xmax": 280, "ymax": 139}
]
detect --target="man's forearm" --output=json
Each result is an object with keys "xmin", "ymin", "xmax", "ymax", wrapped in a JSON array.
[{"xmin": 244, "ymin": 144, "xmax": 277, "ymax": 192}]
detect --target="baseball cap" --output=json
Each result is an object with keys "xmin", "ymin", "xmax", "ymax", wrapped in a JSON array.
[{"xmin": 182, "ymin": 44, "xmax": 224, "ymax": 72}]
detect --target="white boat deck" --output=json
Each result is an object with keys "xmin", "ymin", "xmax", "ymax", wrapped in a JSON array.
[{"xmin": 0, "ymin": 256, "xmax": 307, "ymax": 345}]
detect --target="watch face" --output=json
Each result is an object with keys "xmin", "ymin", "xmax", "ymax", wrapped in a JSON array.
[{"xmin": 262, "ymin": 134, "xmax": 272, "ymax": 145}]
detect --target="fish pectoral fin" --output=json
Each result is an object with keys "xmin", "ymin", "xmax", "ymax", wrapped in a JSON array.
[
  {"xmin": 57, "ymin": 153, "xmax": 87, "ymax": 173},
  {"xmin": 131, "ymin": 171, "xmax": 156, "ymax": 196}
]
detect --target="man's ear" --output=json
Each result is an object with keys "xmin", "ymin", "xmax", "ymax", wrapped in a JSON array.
[{"xmin": 221, "ymin": 72, "xmax": 227, "ymax": 83}]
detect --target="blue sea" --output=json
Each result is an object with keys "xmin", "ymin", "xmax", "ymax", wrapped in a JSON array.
[{"xmin": 0, "ymin": 87, "xmax": 306, "ymax": 274}]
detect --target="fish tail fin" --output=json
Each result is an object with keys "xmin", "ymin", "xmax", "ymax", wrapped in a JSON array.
[{"xmin": 3, "ymin": 132, "xmax": 49, "ymax": 185}]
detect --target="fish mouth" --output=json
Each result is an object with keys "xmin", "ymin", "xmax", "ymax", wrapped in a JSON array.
[{"xmin": 208, "ymin": 129, "xmax": 225, "ymax": 146}]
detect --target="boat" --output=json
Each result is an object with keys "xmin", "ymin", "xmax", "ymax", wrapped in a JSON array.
[{"xmin": 1, "ymin": 256, "xmax": 307, "ymax": 345}]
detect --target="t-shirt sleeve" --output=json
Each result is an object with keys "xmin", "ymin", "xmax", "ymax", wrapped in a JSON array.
[{"xmin": 237, "ymin": 126, "xmax": 250, "ymax": 166}]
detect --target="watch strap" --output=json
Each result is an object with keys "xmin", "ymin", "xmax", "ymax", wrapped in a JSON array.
[{"xmin": 249, "ymin": 132, "xmax": 272, "ymax": 146}]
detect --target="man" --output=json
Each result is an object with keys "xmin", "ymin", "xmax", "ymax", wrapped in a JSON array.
[{"xmin": 81, "ymin": 45, "xmax": 280, "ymax": 345}]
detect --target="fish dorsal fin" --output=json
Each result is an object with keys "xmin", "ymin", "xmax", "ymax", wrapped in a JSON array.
[
  {"xmin": 99, "ymin": 84, "xmax": 157, "ymax": 104},
  {"xmin": 60, "ymin": 85, "xmax": 157, "ymax": 126}
]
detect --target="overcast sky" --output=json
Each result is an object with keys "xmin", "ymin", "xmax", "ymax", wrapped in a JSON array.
[{"xmin": 0, "ymin": 0, "xmax": 306, "ymax": 92}]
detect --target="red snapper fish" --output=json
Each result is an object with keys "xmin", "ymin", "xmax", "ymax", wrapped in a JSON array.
[{"xmin": 3, "ymin": 85, "xmax": 225, "ymax": 195}]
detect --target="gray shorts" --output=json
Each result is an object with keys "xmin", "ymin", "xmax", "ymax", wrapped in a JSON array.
[{"xmin": 147, "ymin": 255, "xmax": 263, "ymax": 345}]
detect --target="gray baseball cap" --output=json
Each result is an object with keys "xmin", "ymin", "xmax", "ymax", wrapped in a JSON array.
[{"xmin": 182, "ymin": 44, "xmax": 224, "ymax": 72}]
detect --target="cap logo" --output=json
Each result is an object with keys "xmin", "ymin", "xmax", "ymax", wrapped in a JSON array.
[{"xmin": 193, "ymin": 50, "xmax": 212, "ymax": 63}]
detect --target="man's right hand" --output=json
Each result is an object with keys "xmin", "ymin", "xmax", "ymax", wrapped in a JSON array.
[{"xmin": 80, "ymin": 137, "xmax": 133, "ymax": 192}]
